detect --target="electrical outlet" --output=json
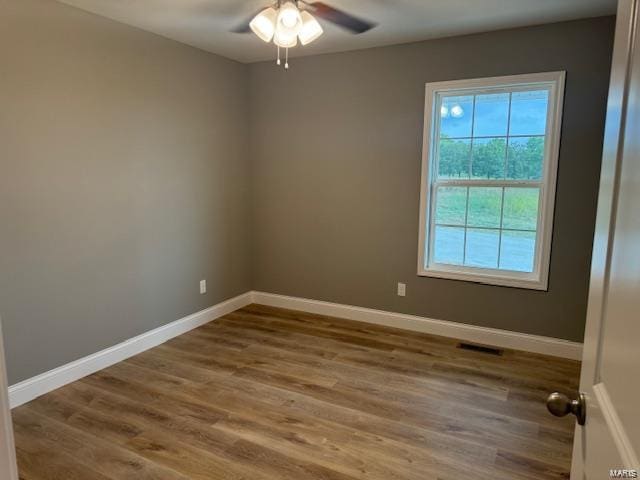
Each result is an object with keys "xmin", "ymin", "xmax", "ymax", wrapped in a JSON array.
[
  {"xmin": 397, "ymin": 282, "xmax": 406, "ymax": 297},
  {"xmin": 199, "ymin": 279, "xmax": 207, "ymax": 294}
]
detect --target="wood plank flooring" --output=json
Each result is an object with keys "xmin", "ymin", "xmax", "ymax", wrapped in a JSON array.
[{"xmin": 12, "ymin": 304, "xmax": 580, "ymax": 479}]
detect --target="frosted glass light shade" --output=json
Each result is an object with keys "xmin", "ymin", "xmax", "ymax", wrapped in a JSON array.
[
  {"xmin": 276, "ymin": 2, "xmax": 302, "ymax": 35},
  {"xmin": 274, "ymin": 24, "xmax": 298, "ymax": 48},
  {"xmin": 298, "ymin": 11, "xmax": 323, "ymax": 45},
  {"xmin": 249, "ymin": 7, "xmax": 277, "ymax": 42}
]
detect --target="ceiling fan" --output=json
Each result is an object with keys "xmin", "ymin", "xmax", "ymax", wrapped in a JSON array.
[{"xmin": 233, "ymin": 1, "xmax": 377, "ymax": 69}]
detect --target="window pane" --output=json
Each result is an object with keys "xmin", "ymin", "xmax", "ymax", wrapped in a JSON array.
[
  {"xmin": 433, "ymin": 226, "xmax": 464, "ymax": 265},
  {"xmin": 438, "ymin": 138, "xmax": 470, "ymax": 179},
  {"xmin": 440, "ymin": 95, "xmax": 473, "ymax": 138},
  {"xmin": 471, "ymin": 137, "xmax": 506, "ymax": 179},
  {"xmin": 509, "ymin": 90, "xmax": 549, "ymax": 136},
  {"xmin": 499, "ymin": 230, "xmax": 536, "ymax": 272},
  {"xmin": 435, "ymin": 187, "xmax": 467, "ymax": 226},
  {"xmin": 465, "ymin": 228, "xmax": 499, "ymax": 268},
  {"xmin": 467, "ymin": 187, "xmax": 502, "ymax": 228},
  {"xmin": 473, "ymin": 93, "xmax": 510, "ymax": 137},
  {"xmin": 502, "ymin": 188, "xmax": 539, "ymax": 230},
  {"xmin": 507, "ymin": 136, "xmax": 544, "ymax": 180}
]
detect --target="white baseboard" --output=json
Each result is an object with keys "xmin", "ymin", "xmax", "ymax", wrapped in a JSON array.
[
  {"xmin": 250, "ymin": 291, "xmax": 583, "ymax": 360},
  {"xmin": 8, "ymin": 289, "xmax": 582, "ymax": 408},
  {"xmin": 8, "ymin": 292, "xmax": 253, "ymax": 409}
]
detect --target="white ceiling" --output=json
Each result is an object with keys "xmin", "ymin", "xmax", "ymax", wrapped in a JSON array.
[{"xmin": 57, "ymin": 0, "xmax": 616, "ymax": 63}]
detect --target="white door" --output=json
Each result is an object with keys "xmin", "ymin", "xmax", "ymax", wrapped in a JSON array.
[
  {"xmin": 560, "ymin": 0, "xmax": 640, "ymax": 477},
  {"xmin": 0, "ymin": 317, "xmax": 18, "ymax": 480}
]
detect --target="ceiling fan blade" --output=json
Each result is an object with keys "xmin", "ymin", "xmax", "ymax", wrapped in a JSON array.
[
  {"xmin": 231, "ymin": 22, "xmax": 252, "ymax": 33},
  {"xmin": 231, "ymin": 8, "xmax": 264, "ymax": 33},
  {"xmin": 307, "ymin": 1, "xmax": 376, "ymax": 34},
  {"xmin": 231, "ymin": 18, "xmax": 253, "ymax": 33}
]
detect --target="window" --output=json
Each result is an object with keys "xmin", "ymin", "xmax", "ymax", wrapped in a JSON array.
[{"xmin": 418, "ymin": 72, "xmax": 565, "ymax": 290}]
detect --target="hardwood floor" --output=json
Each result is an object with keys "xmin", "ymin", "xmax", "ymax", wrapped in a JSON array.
[{"xmin": 12, "ymin": 304, "xmax": 580, "ymax": 479}]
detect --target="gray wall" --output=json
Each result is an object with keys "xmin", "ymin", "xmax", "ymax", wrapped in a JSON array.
[
  {"xmin": 0, "ymin": 6, "xmax": 614, "ymax": 385},
  {"xmin": 0, "ymin": 0, "xmax": 251, "ymax": 384},
  {"xmin": 249, "ymin": 17, "xmax": 614, "ymax": 342}
]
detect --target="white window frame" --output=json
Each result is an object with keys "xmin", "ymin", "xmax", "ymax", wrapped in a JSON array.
[{"xmin": 417, "ymin": 71, "xmax": 565, "ymax": 290}]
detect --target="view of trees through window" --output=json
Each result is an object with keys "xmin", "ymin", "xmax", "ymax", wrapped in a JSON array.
[
  {"xmin": 428, "ymin": 88, "xmax": 550, "ymax": 273},
  {"xmin": 438, "ymin": 136, "xmax": 544, "ymax": 179}
]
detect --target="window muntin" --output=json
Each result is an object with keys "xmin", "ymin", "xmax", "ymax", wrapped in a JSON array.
[{"xmin": 418, "ymin": 73, "xmax": 564, "ymax": 290}]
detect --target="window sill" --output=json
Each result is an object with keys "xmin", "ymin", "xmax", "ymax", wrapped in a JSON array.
[{"xmin": 418, "ymin": 265, "xmax": 548, "ymax": 291}]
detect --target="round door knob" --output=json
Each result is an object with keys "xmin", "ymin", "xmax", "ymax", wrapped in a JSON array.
[{"xmin": 546, "ymin": 392, "xmax": 586, "ymax": 425}]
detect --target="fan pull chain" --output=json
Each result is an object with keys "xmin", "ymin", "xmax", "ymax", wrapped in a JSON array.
[
  {"xmin": 285, "ymin": 48, "xmax": 289, "ymax": 70},
  {"xmin": 276, "ymin": 45, "xmax": 281, "ymax": 65}
]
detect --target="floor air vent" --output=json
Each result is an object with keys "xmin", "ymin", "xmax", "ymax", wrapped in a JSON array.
[{"xmin": 457, "ymin": 342, "xmax": 504, "ymax": 356}]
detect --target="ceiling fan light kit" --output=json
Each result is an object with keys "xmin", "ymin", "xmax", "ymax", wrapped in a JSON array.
[
  {"xmin": 249, "ymin": 7, "xmax": 278, "ymax": 42},
  {"xmin": 250, "ymin": 1, "xmax": 315, "ymax": 69},
  {"xmin": 299, "ymin": 11, "xmax": 323, "ymax": 45},
  {"xmin": 243, "ymin": 1, "xmax": 375, "ymax": 70},
  {"xmin": 273, "ymin": 23, "xmax": 299, "ymax": 47},
  {"xmin": 277, "ymin": 2, "xmax": 303, "ymax": 33}
]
